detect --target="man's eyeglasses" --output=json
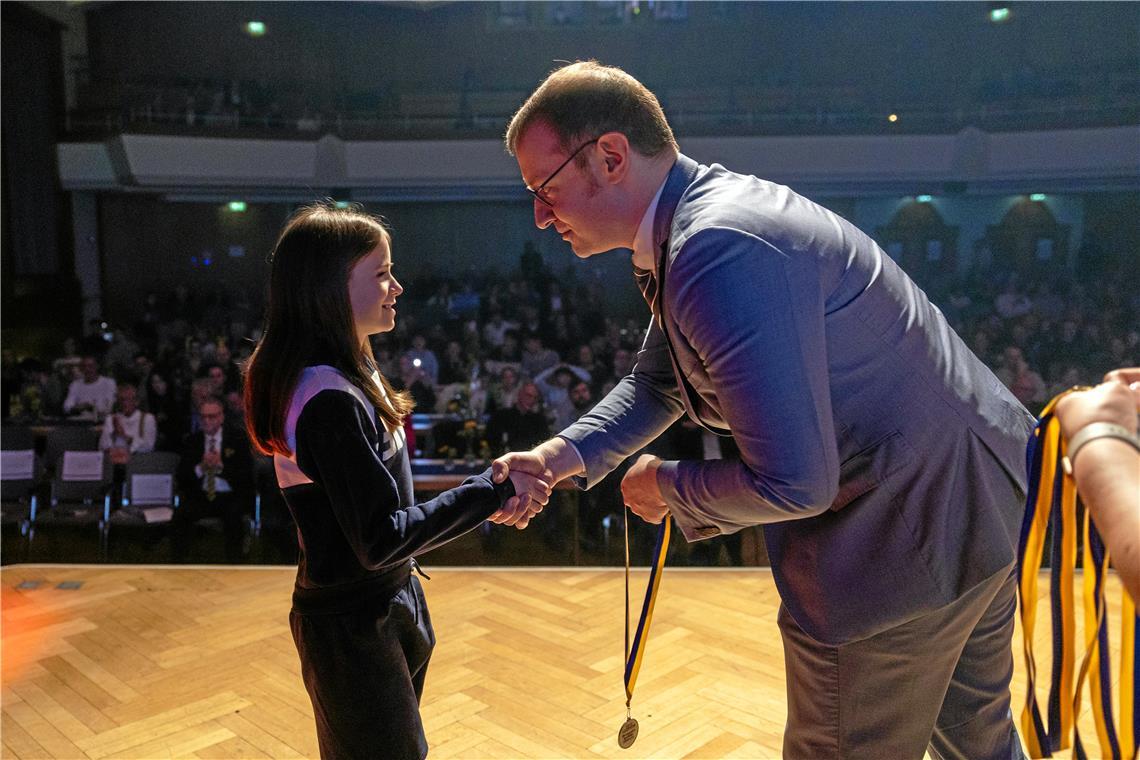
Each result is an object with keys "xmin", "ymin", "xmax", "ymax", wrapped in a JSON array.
[{"xmin": 526, "ymin": 138, "xmax": 599, "ymax": 207}]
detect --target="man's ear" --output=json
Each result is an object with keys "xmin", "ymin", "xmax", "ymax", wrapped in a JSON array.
[{"xmin": 596, "ymin": 132, "xmax": 630, "ymax": 184}]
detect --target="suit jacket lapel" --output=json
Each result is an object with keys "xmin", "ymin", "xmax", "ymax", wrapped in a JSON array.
[{"xmin": 636, "ymin": 154, "xmax": 701, "ymax": 323}]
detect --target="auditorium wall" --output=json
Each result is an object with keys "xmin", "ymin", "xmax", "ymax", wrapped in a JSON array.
[
  {"xmin": 83, "ymin": 2, "xmax": 1136, "ymax": 112},
  {"xmin": 96, "ymin": 195, "xmax": 646, "ymax": 326}
]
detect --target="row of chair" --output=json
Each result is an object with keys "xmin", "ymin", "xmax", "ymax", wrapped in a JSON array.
[{"xmin": 1, "ymin": 426, "xmax": 282, "ymax": 562}]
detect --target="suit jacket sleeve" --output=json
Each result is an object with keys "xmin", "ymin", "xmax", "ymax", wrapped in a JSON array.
[
  {"xmin": 657, "ymin": 228, "xmax": 840, "ymax": 538},
  {"xmin": 220, "ymin": 430, "xmax": 254, "ymax": 498},
  {"xmin": 176, "ymin": 434, "xmax": 202, "ymax": 492},
  {"xmin": 294, "ymin": 390, "xmax": 514, "ymax": 569},
  {"xmin": 559, "ymin": 315, "xmax": 685, "ymax": 489}
]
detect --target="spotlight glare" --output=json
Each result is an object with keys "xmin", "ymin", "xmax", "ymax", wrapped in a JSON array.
[
  {"xmin": 1030, "ymin": 193, "xmax": 1046, "ymax": 202},
  {"xmin": 228, "ymin": 201, "xmax": 247, "ymax": 213},
  {"xmin": 989, "ymin": 7, "xmax": 1010, "ymax": 23},
  {"xmin": 245, "ymin": 21, "xmax": 266, "ymax": 37},
  {"xmin": 917, "ymin": 195, "xmax": 933, "ymax": 203},
  {"xmin": 888, "ymin": 113, "xmax": 899, "ymax": 123}
]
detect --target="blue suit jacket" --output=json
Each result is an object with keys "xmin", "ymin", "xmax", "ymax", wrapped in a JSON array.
[{"xmin": 561, "ymin": 154, "xmax": 1035, "ymax": 645}]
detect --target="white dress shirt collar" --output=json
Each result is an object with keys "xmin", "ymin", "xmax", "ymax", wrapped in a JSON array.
[{"xmin": 632, "ymin": 176, "xmax": 668, "ymax": 271}]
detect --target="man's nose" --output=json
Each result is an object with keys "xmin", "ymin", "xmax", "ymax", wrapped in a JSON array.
[{"xmin": 533, "ymin": 199, "xmax": 555, "ymax": 229}]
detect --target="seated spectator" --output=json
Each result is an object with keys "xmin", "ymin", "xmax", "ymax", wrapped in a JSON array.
[
  {"xmin": 201, "ymin": 363, "xmax": 223, "ymax": 395},
  {"xmin": 171, "ymin": 396, "xmax": 254, "ymax": 563},
  {"xmin": 520, "ymin": 332, "xmax": 559, "ymax": 379},
  {"xmin": 186, "ymin": 377, "xmax": 215, "ymax": 435},
  {"xmin": 485, "ymin": 381, "xmax": 550, "ymax": 455},
  {"xmin": 146, "ymin": 370, "xmax": 182, "ymax": 449},
  {"xmin": 99, "ymin": 383, "xmax": 157, "ymax": 459},
  {"xmin": 212, "ymin": 343, "xmax": 242, "ymax": 393},
  {"xmin": 402, "ymin": 334, "xmax": 440, "ymax": 386},
  {"xmin": 482, "ymin": 309, "xmax": 518, "ymax": 352},
  {"xmin": 996, "ymin": 345, "xmax": 1047, "ymax": 409},
  {"xmin": 496, "ymin": 330, "xmax": 522, "ymax": 363},
  {"xmin": 62, "ymin": 355, "xmax": 118, "ymax": 419},
  {"xmin": 438, "ymin": 340, "xmax": 471, "ymax": 385},
  {"xmin": 486, "ymin": 364, "xmax": 521, "ymax": 413},
  {"xmin": 567, "ymin": 378, "xmax": 594, "ymax": 423},
  {"xmin": 391, "ymin": 354, "xmax": 437, "ymax": 413},
  {"xmin": 995, "ymin": 280, "xmax": 1033, "ymax": 320},
  {"xmin": 575, "ymin": 343, "xmax": 608, "ymax": 394},
  {"xmin": 534, "ymin": 362, "xmax": 591, "ymax": 431}
]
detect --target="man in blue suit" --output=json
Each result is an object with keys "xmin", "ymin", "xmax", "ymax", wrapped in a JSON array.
[{"xmin": 499, "ymin": 61, "xmax": 1034, "ymax": 759}]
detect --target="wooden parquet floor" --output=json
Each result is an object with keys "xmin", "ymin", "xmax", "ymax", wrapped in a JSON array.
[{"xmin": 0, "ymin": 565, "xmax": 1128, "ymax": 759}]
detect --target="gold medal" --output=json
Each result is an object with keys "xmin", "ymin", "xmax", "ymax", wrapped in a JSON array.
[{"xmin": 618, "ymin": 716, "xmax": 639, "ymax": 749}]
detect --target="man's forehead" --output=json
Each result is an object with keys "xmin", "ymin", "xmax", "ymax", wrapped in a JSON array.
[{"xmin": 516, "ymin": 122, "xmax": 566, "ymax": 181}]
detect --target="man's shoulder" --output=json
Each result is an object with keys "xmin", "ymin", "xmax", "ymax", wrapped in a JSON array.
[{"xmin": 670, "ymin": 173, "xmax": 776, "ymax": 246}]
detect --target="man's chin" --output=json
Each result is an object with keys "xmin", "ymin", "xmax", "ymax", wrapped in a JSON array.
[{"xmin": 566, "ymin": 238, "xmax": 601, "ymax": 258}]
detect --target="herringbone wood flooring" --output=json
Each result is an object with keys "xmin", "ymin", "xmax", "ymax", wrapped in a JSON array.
[{"xmin": 0, "ymin": 565, "xmax": 1128, "ymax": 759}]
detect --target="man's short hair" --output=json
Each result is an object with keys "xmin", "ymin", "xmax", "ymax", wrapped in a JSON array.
[{"xmin": 505, "ymin": 60, "xmax": 678, "ymax": 161}]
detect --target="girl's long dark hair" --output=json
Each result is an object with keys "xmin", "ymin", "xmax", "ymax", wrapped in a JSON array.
[{"xmin": 244, "ymin": 202, "xmax": 413, "ymax": 456}]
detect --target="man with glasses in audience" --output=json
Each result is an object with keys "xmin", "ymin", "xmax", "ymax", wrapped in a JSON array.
[{"xmin": 172, "ymin": 396, "xmax": 253, "ymax": 563}]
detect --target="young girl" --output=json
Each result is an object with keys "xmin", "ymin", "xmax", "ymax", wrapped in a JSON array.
[{"xmin": 244, "ymin": 203, "xmax": 549, "ymax": 759}]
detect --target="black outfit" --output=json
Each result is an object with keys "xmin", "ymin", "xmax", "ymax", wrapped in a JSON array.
[
  {"xmin": 279, "ymin": 377, "xmax": 513, "ymax": 760},
  {"xmin": 172, "ymin": 426, "xmax": 254, "ymax": 562}
]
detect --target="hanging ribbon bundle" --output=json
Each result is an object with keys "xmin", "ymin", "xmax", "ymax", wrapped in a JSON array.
[{"xmin": 1017, "ymin": 390, "xmax": 1138, "ymax": 760}]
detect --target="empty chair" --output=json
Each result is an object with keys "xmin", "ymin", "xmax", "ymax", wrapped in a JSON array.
[
  {"xmin": 43, "ymin": 425, "xmax": 100, "ymax": 476},
  {"xmin": 1, "ymin": 446, "xmax": 39, "ymax": 561},
  {"xmin": 32, "ymin": 451, "xmax": 112, "ymax": 560},
  {"xmin": 107, "ymin": 451, "xmax": 180, "ymax": 561},
  {"xmin": 122, "ymin": 451, "xmax": 180, "ymax": 516}
]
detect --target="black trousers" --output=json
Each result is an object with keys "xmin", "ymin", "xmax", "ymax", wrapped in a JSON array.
[
  {"xmin": 170, "ymin": 492, "xmax": 247, "ymax": 563},
  {"xmin": 290, "ymin": 576, "xmax": 436, "ymax": 760}
]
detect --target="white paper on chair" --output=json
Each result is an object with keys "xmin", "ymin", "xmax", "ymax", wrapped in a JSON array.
[
  {"xmin": 1, "ymin": 450, "xmax": 35, "ymax": 480},
  {"xmin": 62, "ymin": 451, "xmax": 104, "ymax": 481},
  {"xmin": 140, "ymin": 506, "xmax": 174, "ymax": 523},
  {"xmin": 131, "ymin": 474, "xmax": 173, "ymax": 506}
]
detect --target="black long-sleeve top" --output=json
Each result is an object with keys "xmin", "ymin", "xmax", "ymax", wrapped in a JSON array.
[{"xmin": 280, "ymin": 388, "xmax": 512, "ymax": 613}]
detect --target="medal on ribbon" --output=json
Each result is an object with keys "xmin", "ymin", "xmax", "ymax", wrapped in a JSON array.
[{"xmin": 619, "ymin": 513, "xmax": 670, "ymax": 749}]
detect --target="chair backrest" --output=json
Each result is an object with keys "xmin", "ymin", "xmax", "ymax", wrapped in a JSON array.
[
  {"xmin": 123, "ymin": 451, "xmax": 179, "ymax": 507},
  {"xmin": 127, "ymin": 473, "xmax": 175, "ymax": 507},
  {"xmin": 125, "ymin": 451, "xmax": 181, "ymax": 476},
  {"xmin": 0, "ymin": 449, "xmax": 36, "ymax": 501},
  {"xmin": 52, "ymin": 451, "xmax": 110, "ymax": 504},
  {"xmin": 1, "ymin": 449, "xmax": 35, "ymax": 481},
  {"xmin": 44, "ymin": 426, "xmax": 100, "ymax": 470},
  {"xmin": 0, "ymin": 426, "xmax": 34, "ymax": 450}
]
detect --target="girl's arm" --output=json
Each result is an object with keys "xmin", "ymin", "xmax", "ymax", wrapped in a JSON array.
[{"xmin": 294, "ymin": 390, "xmax": 514, "ymax": 569}]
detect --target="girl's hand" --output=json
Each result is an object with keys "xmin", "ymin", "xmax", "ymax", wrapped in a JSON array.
[{"xmin": 489, "ymin": 459, "xmax": 552, "ymax": 529}]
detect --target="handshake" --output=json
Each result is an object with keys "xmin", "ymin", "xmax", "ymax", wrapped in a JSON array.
[{"xmin": 486, "ymin": 440, "xmax": 672, "ymax": 530}]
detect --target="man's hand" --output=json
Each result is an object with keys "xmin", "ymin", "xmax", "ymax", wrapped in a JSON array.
[
  {"xmin": 489, "ymin": 452, "xmax": 553, "ymax": 529},
  {"xmin": 621, "ymin": 454, "xmax": 669, "ymax": 524}
]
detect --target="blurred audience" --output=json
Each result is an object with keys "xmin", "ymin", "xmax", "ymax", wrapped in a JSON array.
[{"xmin": 62, "ymin": 355, "xmax": 117, "ymax": 419}]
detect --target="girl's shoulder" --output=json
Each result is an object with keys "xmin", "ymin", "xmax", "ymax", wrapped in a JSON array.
[{"xmin": 285, "ymin": 366, "xmax": 376, "ymax": 451}]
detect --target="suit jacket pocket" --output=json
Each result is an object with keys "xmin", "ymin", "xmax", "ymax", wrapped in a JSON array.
[{"xmin": 829, "ymin": 430, "xmax": 912, "ymax": 512}]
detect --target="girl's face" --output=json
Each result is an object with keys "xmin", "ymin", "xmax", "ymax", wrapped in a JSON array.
[{"xmin": 348, "ymin": 239, "xmax": 403, "ymax": 343}]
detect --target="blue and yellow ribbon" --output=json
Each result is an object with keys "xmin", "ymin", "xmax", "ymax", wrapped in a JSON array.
[
  {"xmin": 1017, "ymin": 390, "xmax": 1138, "ymax": 760},
  {"xmin": 624, "ymin": 517, "xmax": 671, "ymax": 709}
]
